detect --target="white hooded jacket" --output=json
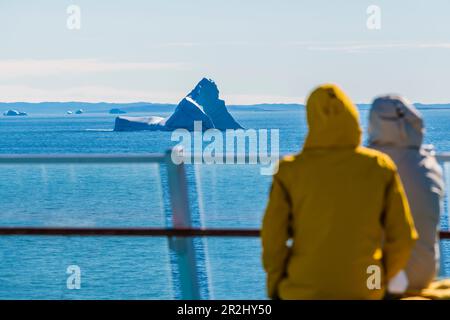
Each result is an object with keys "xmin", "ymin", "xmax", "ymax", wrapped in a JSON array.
[{"xmin": 368, "ymin": 95, "xmax": 445, "ymax": 291}]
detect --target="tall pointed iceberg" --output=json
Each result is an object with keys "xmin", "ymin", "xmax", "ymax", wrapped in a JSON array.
[{"xmin": 114, "ymin": 78, "xmax": 243, "ymax": 131}]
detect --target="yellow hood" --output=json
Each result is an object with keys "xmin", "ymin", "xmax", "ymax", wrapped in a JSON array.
[{"xmin": 304, "ymin": 84, "xmax": 362, "ymax": 149}]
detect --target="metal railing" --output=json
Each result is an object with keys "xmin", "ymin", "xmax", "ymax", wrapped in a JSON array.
[
  {"xmin": 0, "ymin": 227, "xmax": 261, "ymax": 237},
  {"xmin": 0, "ymin": 150, "xmax": 201, "ymax": 300},
  {"xmin": 0, "ymin": 151, "xmax": 449, "ymax": 299},
  {"xmin": 0, "ymin": 226, "xmax": 447, "ymax": 238},
  {"xmin": 436, "ymin": 153, "xmax": 450, "ymax": 163}
]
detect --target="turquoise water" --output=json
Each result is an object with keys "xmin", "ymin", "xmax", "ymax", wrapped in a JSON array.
[{"xmin": 0, "ymin": 109, "xmax": 448, "ymax": 299}]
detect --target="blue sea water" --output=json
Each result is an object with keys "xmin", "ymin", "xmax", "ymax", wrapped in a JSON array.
[{"xmin": 0, "ymin": 109, "xmax": 449, "ymax": 299}]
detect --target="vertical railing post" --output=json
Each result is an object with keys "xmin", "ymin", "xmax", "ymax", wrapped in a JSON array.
[
  {"xmin": 165, "ymin": 148, "xmax": 201, "ymax": 299},
  {"xmin": 439, "ymin": 239, "xmax": 445, "ymax": 278},
  {"xmin": 439, "ymin": 161, "xmax": 449, "ymax": 278}
]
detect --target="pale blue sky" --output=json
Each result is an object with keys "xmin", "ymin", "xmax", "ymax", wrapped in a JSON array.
[{"xmin": 1, "ymin": 0, "xmax": 450, "ymax": 104}]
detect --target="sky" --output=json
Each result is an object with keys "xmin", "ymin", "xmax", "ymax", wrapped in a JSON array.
[{"xmin": 1, "ymin": 0, "xmax": 450, "ymax": 104}]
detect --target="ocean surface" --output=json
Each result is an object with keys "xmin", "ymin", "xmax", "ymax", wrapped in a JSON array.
[{"xmin": 0, "ymin": 109, "xmax": 449, "ymax": 299}]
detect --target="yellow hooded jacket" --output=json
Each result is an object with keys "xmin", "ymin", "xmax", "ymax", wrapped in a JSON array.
[{"xmin": 262, "ymin": 84, "xmax": 418, "ymax": 300}]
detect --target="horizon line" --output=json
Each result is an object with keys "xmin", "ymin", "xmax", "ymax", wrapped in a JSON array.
[{"xmin": 1, "ymin": 101, "xmax": 450, "ymax": 107}]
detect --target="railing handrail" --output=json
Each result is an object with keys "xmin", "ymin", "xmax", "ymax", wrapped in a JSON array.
[
  {"xmin": 0, "ymin": 227, "xmax": 260, "ymax": 237},
  {"xmin": 436, "ymin": 153, "xmax": 450, "ymax": 162},
  {"xmin": 0, "ymin": 153, "xmax": 167, "ymax": 164},
  {"xmin": 1, "ymin": 152, "xmax": 449, "ymax": 164},
  {"xmin": 0, "ymin": 227, "xmax": 448, "ymax": 239}
]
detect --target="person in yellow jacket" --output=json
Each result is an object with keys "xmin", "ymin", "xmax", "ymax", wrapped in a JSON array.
[{"xmin": 262, "ymin": 84, "xmax": 418, "ymax": 300}]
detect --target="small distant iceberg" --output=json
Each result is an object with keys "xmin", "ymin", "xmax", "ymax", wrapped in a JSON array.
[
  {"xmin": 67, "ymin": 110, "xmax": 73, "ymax": 115},
  {"xmin": 3, "ymin": 109, "xmax": 27, "ymax": 116},
  {"xmin": 109, "ymin": 108, "xmax": 126, "ymax": 115},
  {"xmin": 75, "ymin": 109, "xmax": 84, "ymax": 115},
  {"xmin": 114, "ymin": 78, "xmax": 243, "ymax": 132}
]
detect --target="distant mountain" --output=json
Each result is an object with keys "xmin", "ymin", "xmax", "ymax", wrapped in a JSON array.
[
  {"xmin": 0, "ymin": 102, "xmax": 176, "ymax": 115},
  {"xmin": 1, "ymin": 101, "xmax": 450, "ymax": 116},
  {"xmin": 228, "ymin": 104, "xmax": 303, "ymax": 111},
  {"xmin": 0, "ymin": 101, "xmax": 303, "ymax": 114},
  {"xmin": 414, "ymin": 103, "xmax": 450, "ymax": 109}
]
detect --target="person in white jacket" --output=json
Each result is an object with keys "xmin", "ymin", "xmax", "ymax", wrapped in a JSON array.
[{"xmin": 368, "ymin": 95, "xmax": 445, "ymax": 291}]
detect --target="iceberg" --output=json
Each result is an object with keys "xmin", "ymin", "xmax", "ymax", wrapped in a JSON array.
[
  {"xmin": 3, "ymin": 109, "xmax": 27, "ymax": 116},
  {"xmin": 114, "ymin": 116, "xmax": 167, "ymax": 131},
  {"xmin": 114, "ymin": 78, "xmax": 243, "ymax": 131},
  {"xmin": 75, "ymin": 109, "xmax": 84, "ymax": 114}
]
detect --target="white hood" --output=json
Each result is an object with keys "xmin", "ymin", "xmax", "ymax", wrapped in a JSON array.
[{"xmin": 368, "ymin": 95, "xmax": 424, "ymax": 148}]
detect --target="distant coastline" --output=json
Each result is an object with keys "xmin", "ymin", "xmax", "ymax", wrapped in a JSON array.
[{"xmin": 2, "ymin": 101, "xmax": 450, "ymax": 115}]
